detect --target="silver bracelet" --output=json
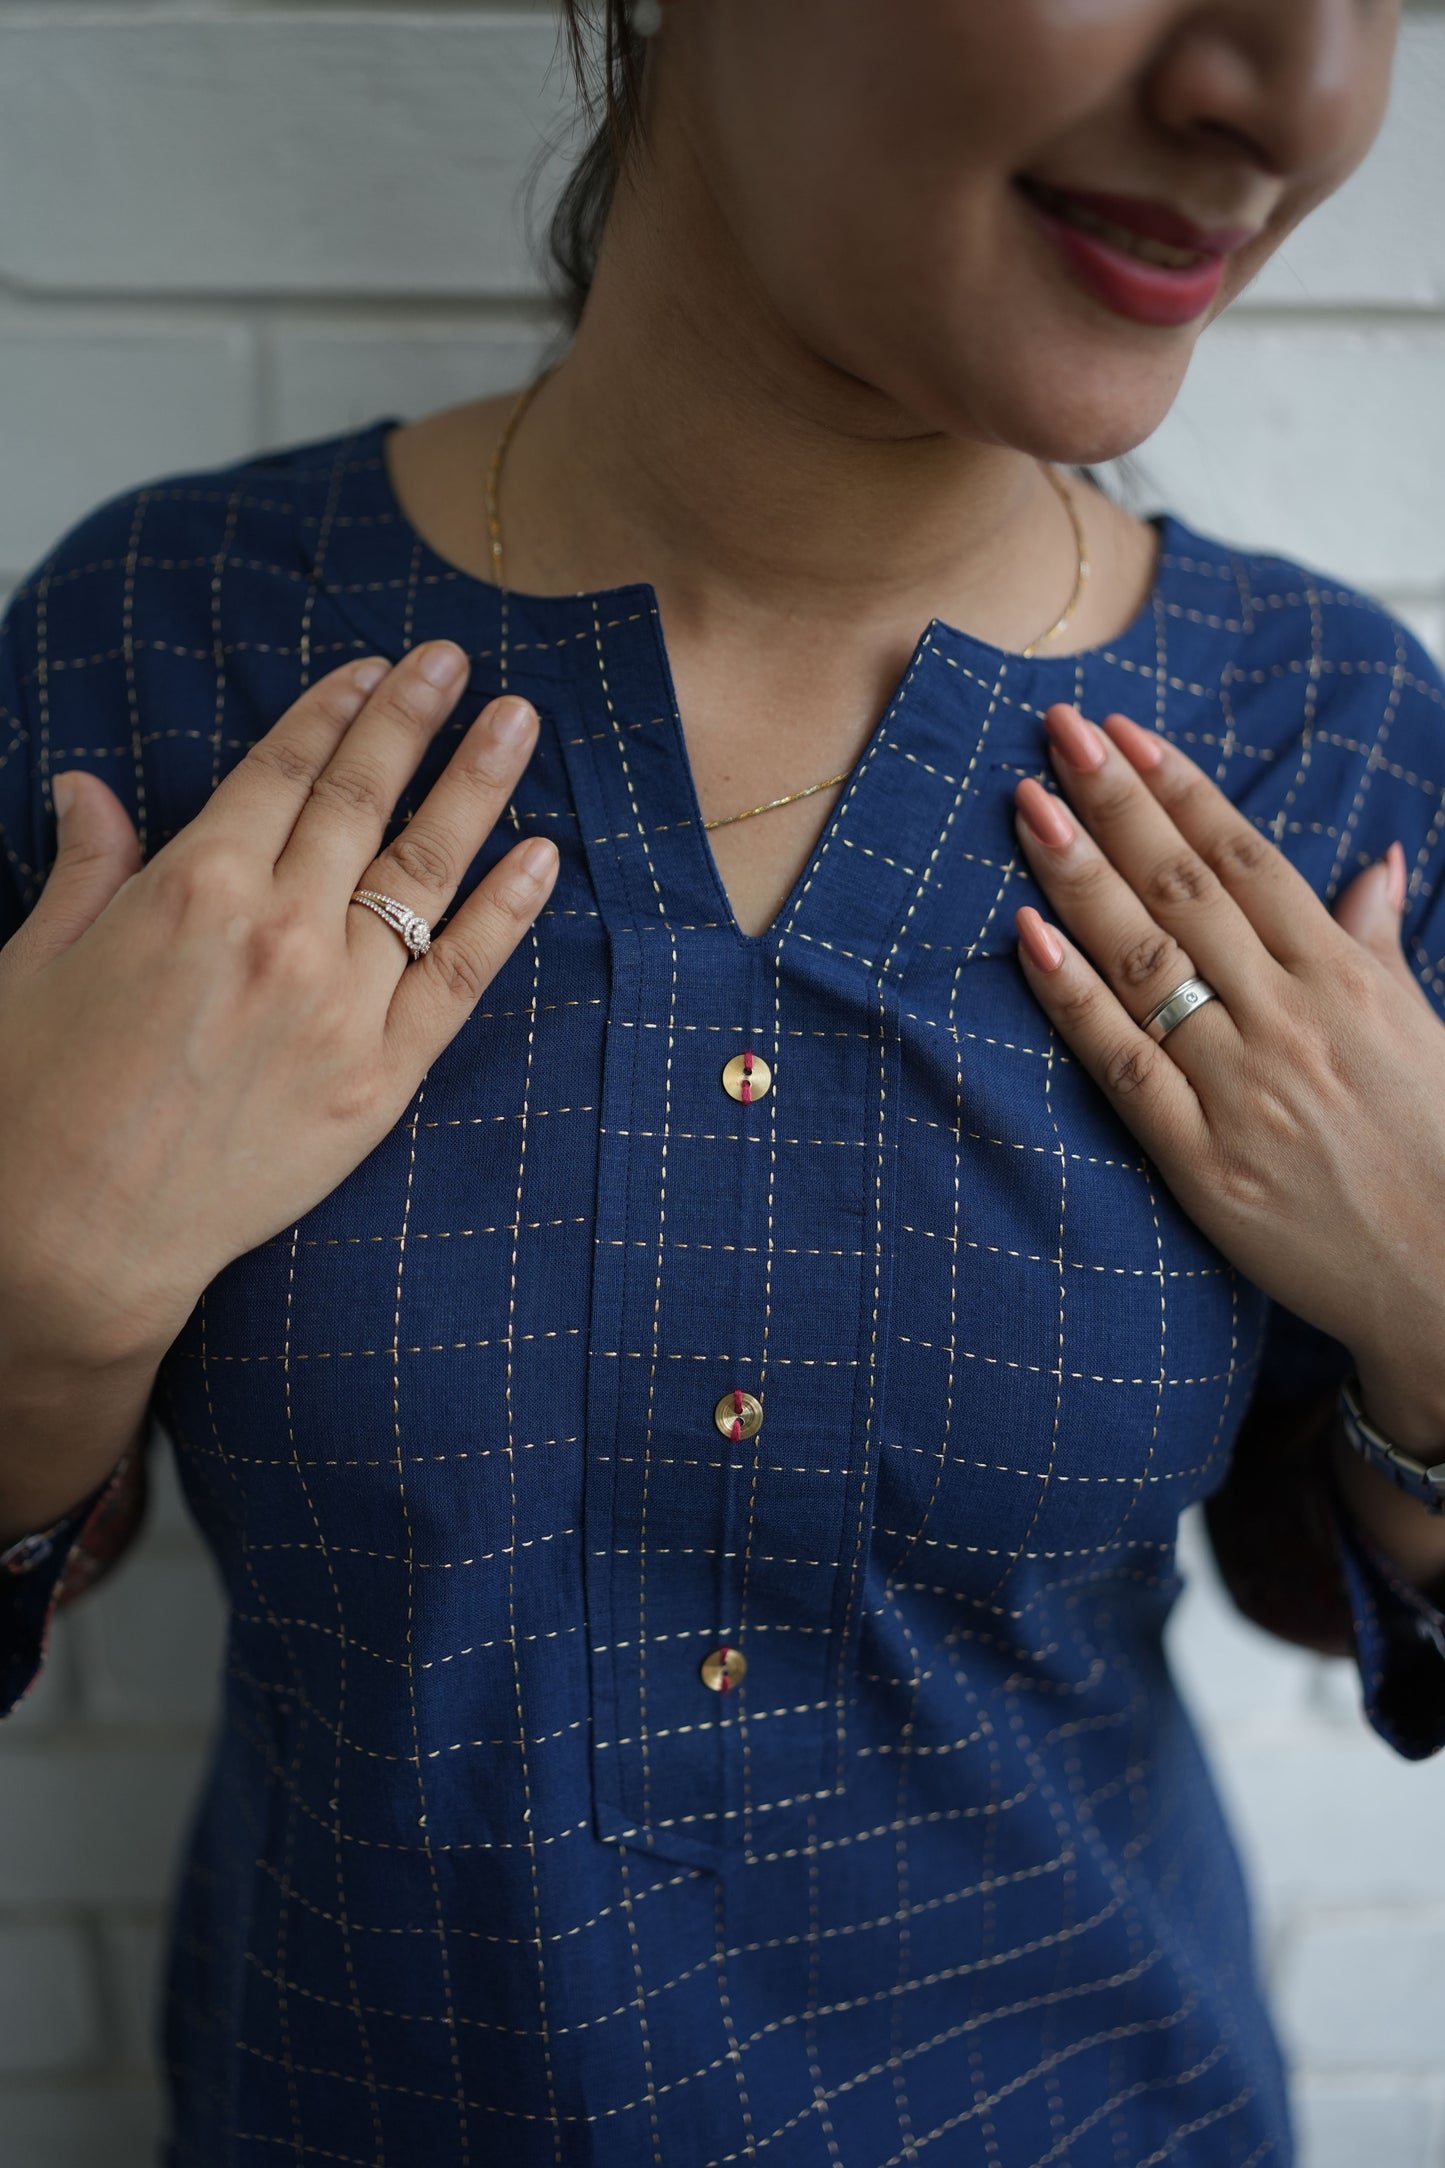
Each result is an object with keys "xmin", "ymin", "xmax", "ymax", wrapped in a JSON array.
[{"xmin": 1337, "ymin": 1372, "xmax": 1445, "ymax": 1515}]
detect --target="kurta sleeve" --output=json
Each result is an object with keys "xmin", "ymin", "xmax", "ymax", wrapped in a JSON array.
[
  {"xmin": 1206, "ymin": 670, "xmax": 1445, "ymax": 1756},
  {"xmin": 1206, "ymin": 1319, "xmax": 1445, "ymax": 1762},
  {"xmin": 1327, "ymin": 1469, "xmax": 1445, "ymax": 1760},
  {"xmin": 0, "ymin": 1444, "xmax": 151, "ymax": 1717},
  {"xmin": 0, "ymin": 574, "xmax": 154, "ymax": 1717}
]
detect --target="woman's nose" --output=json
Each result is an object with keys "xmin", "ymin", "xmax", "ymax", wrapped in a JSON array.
[{"xmin": 1150, "ymin": 0, "xmax": 1395, "ymax": 187}]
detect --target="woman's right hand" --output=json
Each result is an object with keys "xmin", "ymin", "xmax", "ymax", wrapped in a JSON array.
[{"xmin": 0, "ymin": 639, "xmax": 558, "ymax": 1383}]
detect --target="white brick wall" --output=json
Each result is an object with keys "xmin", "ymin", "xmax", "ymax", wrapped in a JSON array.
[{"xmin": 1, "ymin": 6, "xmax": 1443, "ymax": 2162}]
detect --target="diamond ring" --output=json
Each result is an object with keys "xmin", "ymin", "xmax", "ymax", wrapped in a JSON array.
[{"xmin": 348, "ymin": 889, "xmax": 432, "ymax": 960}]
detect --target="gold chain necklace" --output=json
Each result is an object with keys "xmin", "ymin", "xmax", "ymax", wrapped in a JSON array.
[{"xmin": 486, "ymin": 371, "xmax": 1090, "ymax": 831}]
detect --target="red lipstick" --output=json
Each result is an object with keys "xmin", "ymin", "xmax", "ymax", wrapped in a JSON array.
[{"xmin": 1017, "ymin": 179, "xmax": 1259, "ymax": 329}]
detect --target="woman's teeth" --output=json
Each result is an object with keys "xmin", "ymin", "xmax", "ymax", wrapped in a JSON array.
[{"xmin": 1025, "ymin": 185, "xmax": 1209, "ymax": 271}]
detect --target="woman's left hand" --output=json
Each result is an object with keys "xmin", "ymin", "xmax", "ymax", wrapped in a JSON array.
[{"xmin": 1011, "ymin": 702, "xmax": 1445, "ymax": 1452}]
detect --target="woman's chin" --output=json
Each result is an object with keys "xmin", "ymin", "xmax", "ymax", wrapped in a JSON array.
[
  {"xmin": 900, "ymin": 361, "xmax": 1188, "ymax": 471},
  {"xmin": 1015, "ymin": 395, "xmax": 1178, "ymax": 470},
  {"xmin": 859, "ymin": 294, "xmax": 1196, "ymax": 467}
]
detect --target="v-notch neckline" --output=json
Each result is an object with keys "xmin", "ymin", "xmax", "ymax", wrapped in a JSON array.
[
  {"xmin": 304, "ymin": 418, "xmax": 1179, "ymax": 957},
  {"xmin": 640, "ymin": 595, "xmax": 954, "ymax": 952}
]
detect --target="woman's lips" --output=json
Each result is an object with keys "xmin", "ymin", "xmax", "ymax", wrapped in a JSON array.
[{"xmin": 1016, "ymin": 178, "xmax": 1252, "ymax": 329}]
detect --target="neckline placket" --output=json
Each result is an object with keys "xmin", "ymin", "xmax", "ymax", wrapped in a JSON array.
[
  {"xmin": 294, "ymin": 424, "xmax": 1187, "ymax": 1870},
  {"xmin": 546, "ymin": 598, "xmax": 1117, "ymax": 1869}
]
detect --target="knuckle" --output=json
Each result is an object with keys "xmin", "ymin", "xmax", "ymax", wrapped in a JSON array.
[
  {"xmin": 244, "ymin": 910, "xmax": 327, "ymax": 989},
  {"xmin": 309, "ymin": 978, "xmax": 360, "ymax": 1040},
  {"xmin": 309, "ymin": 762, "xmax": 391, "ymax": 823},
  {"xmin": 461, "ymin": 865, "xmax": 547, "ymax": 955},
  {"xmin": 381, "ymin": 825, "xmax": 456, "ymax": 894},
  {"xmin": 1089, "ymin": 773, "xmax": 1137, "ymax": 824},
  {"xmin": 1143, "ymin": 851, "xmax": 1213, "ymax": 912},
  {"xmin": 150, "ymin": 839, "xmax": 251, "ymax": 914},
  {"xmin": 54, "ymin": 832, "xmax": 117, "ymax": 876},
  {"xmin": 1209, "ymin": 826, "xmax": 1273, "ymax": 883},
  {"xmin": 376, "ymin": 680, "xmax": 441, "ymax": 736},
  {"xmin": 1117, "ymin": 930, "xmax": 1183, "ymax": 991},
  {"xmin": 498, "ymin": 860, "xmax": 550, "ymax": 921},
  {"xmin": 1323, "ymin": 948, "xmax": 1373, "ymax": 1013},
  {"xmin": 248, "ymin": 736, "xmax": 319, "ymax": 790},
  {"xmin": 464, "ymin": 741, "xmax": 523, "ymax": 794},
  {"xmin": 418, "ymin": 939, "xmax": 491, "ymax": 1008},
  {"xmin": 1067, "ymin": 856, "xmax": 1119, "ymax": 915},
  {"xmin": 304, "ymin": 677, "xmax": 367, "ymax": 733},
  {"xmin": 1056, "ymin": 976, "xmax": 1101, "ymax": 1037},
  {"xmin": 1155, "ymin": 768, "xmax": 1204, "ymax": 823},
  {"xmin": 1102, "ymin": 1035, "xmax": 1163, "ymax": 1100}
]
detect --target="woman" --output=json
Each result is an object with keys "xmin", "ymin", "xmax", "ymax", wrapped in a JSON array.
[{"xmin": 2, "ymin": 0, "xmax": 1443, "ymax": 2159}]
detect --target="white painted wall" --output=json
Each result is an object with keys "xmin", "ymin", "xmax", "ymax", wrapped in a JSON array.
[{"xmin": 1, "ymin": 6, "xmax": 1443, "ymax": 2161}]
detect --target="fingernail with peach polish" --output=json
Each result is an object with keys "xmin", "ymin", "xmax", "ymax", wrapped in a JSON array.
[
  {"xmin": 1105, "ymin": 713, "xmax": 1164, "ymax": 771},
  {"xmin": 1016, "ymin": 906, "xmax": 1064, "ymax": 972},
  {"xmin": 1044, "ymin": 704, "xmax": 1107, "ymax": 773},
  {"xmin": 1386, "ymin": 840, "xmax": 1407, "ymax": 913},
  {"xmin": 1017, "ymin": 779, "xmax": 1075, "ymax": 849}
]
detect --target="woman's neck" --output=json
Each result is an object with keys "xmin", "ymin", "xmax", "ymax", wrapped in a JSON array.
[
  {"xmin": 503, "ymin": 178, "xmax": 1084, "ymax": 653},
  {"xmin": 386, "ymin": 107, "xmax": 1158, "ymax": 660}
]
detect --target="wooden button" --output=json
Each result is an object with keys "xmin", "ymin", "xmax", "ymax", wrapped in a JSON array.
[
  {"xmin": 721, "ymin": 1050, "xmax": 771, "ymax": 1103},
  {"xmin": 714, "ymin": 1389, "xmax": 763, "ymax": 1440},
  {"xmin": 700, "ymin": 1644, "xmax": 747, "ymax": 1693}
]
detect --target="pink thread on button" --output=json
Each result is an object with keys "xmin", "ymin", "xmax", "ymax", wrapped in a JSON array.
[
  {"xmin": 740, "ymin": 1049, "xmax": 753, "ymax": 1106},
  {"xmin": 730, "ymin": 1387, "xmax": 744, "ymax": 1442},
  {"xmin": 717, "ymin": 1645, "xmax": 735, "ymax": 1691}
]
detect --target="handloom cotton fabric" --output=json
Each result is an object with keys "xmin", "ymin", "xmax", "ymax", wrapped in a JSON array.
[{"xmin": 3, "ymin": 420, "xmax": 1445, "ymax": 2167}]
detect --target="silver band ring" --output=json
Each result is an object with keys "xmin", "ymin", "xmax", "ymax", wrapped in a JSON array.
[
  {"xmin": 349, "ymin": 889, "xmax": 432, "ymax": 960},
  {"xmin": 1142, "ymin": 975, "xmax": 1218, "ymax": 1042}
]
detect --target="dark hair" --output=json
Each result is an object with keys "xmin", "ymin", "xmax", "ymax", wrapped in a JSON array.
[{"xmin": 549, "ymin": 3, "xmax": 647, "ymax": 329}]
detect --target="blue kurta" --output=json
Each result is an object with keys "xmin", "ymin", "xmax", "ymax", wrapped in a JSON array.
[{"xmin": 3, "ymin": 420, "xmax": 1445, "ymax": 2166}]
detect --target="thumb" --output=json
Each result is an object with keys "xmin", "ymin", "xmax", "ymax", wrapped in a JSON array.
[
  {"xmin": 15, "ymin": 769, "xmax": 143, "ymax": 970},
  {"xmin": 1332, "ymin": 839, "xmax": 1416, "ymax": 991}
]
